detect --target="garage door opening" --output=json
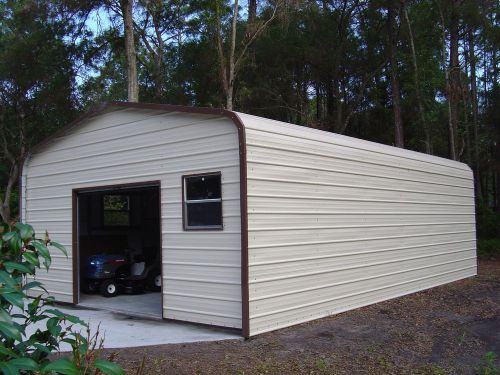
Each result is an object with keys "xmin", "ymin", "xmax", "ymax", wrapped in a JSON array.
[{"xmin": 75, "ymin": 183, "xmax": 162, "ymax": 319}]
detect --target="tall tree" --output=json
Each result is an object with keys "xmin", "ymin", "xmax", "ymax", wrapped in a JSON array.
[
  {"xmin": 119, "ymin": 0, "xmax": 139, "ymax": 102},
  {"xmin": 386, "ymin": 0, "xmax": 404, "ymax": 147},
  {"xmin": 135, "ymin": 0, "xmax": 193, "ymax": 101},
  {"xmin": 212, "ymin": 0, "xmax": 287, "ymax": 110},
  {"xmin": 448, "ymin": 0, "xmax": 462, "ymax": 160},
  {"xmin": 0, "ymin": 0, "xmax": 85, "ymax": 223},
  {"xmin": 402, "ymin": 0, "xmax": 430, "ymax": 153}
]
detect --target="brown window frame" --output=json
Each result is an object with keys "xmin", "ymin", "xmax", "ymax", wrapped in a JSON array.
[{"xmin": 182, "ymin": 172, "xmax": 223, "ymax": 231}]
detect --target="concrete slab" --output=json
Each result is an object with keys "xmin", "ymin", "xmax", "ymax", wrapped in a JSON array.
[
  {"xmin": 22, "ymin": 304, "xmax": 241, "ymax": 350},
  {"xmin": 79, "ymin": 292, "xmax": 162, "ymax": 319}
]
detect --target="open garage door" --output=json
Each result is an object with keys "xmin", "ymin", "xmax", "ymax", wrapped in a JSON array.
[{"xmin": 75, "ymin": 182, "xmax": 162, "ymax": 319}]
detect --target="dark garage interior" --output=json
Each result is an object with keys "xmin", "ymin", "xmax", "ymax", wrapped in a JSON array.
[{"xmin": 76, "ymin": 184, "xmax": 162, "ymax": 318}]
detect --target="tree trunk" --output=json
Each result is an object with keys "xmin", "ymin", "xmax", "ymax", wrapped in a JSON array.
[
  {"xmin": 0, "ymin": 109, "xmax": 25, "ymax": 224},
  {"xmin": 448, "ymin": 0, "xmax": 460, "ymax": 160},
  {"xmin": 248, "ymin": 0, "xmax": 257, "ymax": 24},
  {"xmin": 315, "ymin": 84, "xmax": 321, "ymax": 121},
  {"xmin": 461, "ymin": 40, "xmax": 472, "ymax": 165},
  {"xmin": 387, "ymin": 1, "xmax": 404, "ymax": 148},
  {"xmin": 403, "ymin": 2, "xmax": 430, "ymax": 153},
  {"xmin": 225, "ymin": 0, "xmax": 239, "ymax": 111},
  {"xmin": 152, "ymin": 7, "xmax": 165, "ymax": 100},
  {"xmin": 120, "ymin": 0, "xmax": 139, "ymax": 102},
  {"xmin": 469, "ymin": 29, "xmax": 483, "ymax": 198}
]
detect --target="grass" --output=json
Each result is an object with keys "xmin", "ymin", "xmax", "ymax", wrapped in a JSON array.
[{"xmin": 476, "ymin": 352, "xmax": 499, "ymax": 375}]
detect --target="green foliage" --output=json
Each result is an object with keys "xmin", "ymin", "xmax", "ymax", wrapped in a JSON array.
[
  {"xmin": 477, "ymin": 239, "xmax": 500, "ymax": 260},
  {"xmin": 476, "ymin": 202, "xmax": 500, "ymax": 246},
  {"xmin": 476, "ymin": 352, "xmax": 499, "ymax": 375},
  {"xmin": 316, "ymin": 358, "xmax": 328, "ymax": 372},
  {"xmin": 0, "ymin": 222, "xmax": 124, "ymax": 374}
]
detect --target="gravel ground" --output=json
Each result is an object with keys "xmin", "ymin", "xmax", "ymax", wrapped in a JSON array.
[{"xmin": 103, "ymin": 260, "xmax": 499, "ymax": 375}]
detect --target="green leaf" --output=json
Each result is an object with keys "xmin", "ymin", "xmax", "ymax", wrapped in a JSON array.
[
  {"xmin": 46, "ymin": 317, "xmax": 61, "ymax": 337},
  {"xmin": 23, "ymin": 280, "xmax": 42, "ymax": 290},
  {"xmin": 2, "ymin": 232, "xmax": 16, "ymax": 242},
  {"xmin": 32, "ymin": 241, "xmax": 51, "ymax": 261},
  {"xmin": 2, "ymin": 292, "xmax": 24, "ymax": 309},
  {"xmin": 4, "ymin": 261, "xmax": 32, "ymax": 274},
  {"xmin": 94, "ymin": 360, "xmax": 125, "ymax": 375},
  {"xmin": 42, "ymin": 358, "xmax": 79, "ymax": 375},
  {"xmin": 9, "ymin": 237, "xmax": 23, "ymax": 254},
  {"xmin": 15, "ymin": 223, "xmax": 35, "ymax": 242},
  {"xmin": 23, "ymin": 251, "xmax": 40, "ymax": 267},
  {"xmin": 0, "ymin": 361, "xmax": 18, "ymax": 375},
  {"xmin": 28, "ymin": 296, "xmax": 41, "ymax": 314},
  {"xmin": 64, "ymin": 314, "xmax": 86, "ymax": 326},
  {"xmin": 32, "ymin": 343, "xmax": 51, "ymax": 355},
  {"xmin": 0, "ymin": 322, "xmax": 22, "ymax": 341},
  {"xmin": 44, "ymin": 309, "xmax": 65, "ymax": 318},
  {"xmin": 9, "ymin": 357, "xmax": 38, "ymax": 371},
  {"xmin": 0, "ymin": 345, "xmax": 18, "ymax": 358},
  {"xmin": 48, "ymin": 241, "xmax": 67, "ymax": 257},
  {"xmin": 0, "ymin": 271, "xmax": 16, "ymax": 288},
  {"xmin": 0, "ymin": 308, "xmax": 13, "ymax": 324}
]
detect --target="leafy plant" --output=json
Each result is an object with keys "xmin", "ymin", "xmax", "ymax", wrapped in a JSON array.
[
  {"xmin": 316, "ymin": 358, "xmax": 328, "ymax": 372},
  {"xmin": 476, "ymin": 352, "xmax": 499, "ymax": 375},
  {"xmin": 0, "ymin": 222, "xmax": 124, "ymax": 374},
  {"xmin": 477, "ymin": 239, "xmax": 500, "ymax": 260}
]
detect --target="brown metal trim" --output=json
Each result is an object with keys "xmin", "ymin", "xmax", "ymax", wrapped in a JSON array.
[
  {"xmin": 28, "ymin": 101, "xmax": 250, "ymax": 338},
  {"xmin": 72, "ymin": 180, "xmax": 162, "ymax": 307},
  {"xmin": 161, "ymin": 316, "xmax": 241, "ymax": 334},
  {"xmin": 73, "ymin": 180, "xmax": 161, "ymax": 194},
  {"xmin": 72, "ymin": 191, "xmax": 78, "ymax": 304},
  {"xmin": 181, "ymin": 171, "xmax": 223, "ymax": 231},
  {"xmin": 230, "ymin": 112, "xmax": 250, "ymax": 339},
  {"xmin": 157, "ymin": 183, "xmax": 164, "ymax": 319}
]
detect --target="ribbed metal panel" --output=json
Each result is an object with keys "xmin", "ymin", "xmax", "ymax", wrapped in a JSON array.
[
  {"xmin": 24, "ymin": 109, "xmax": 242, "ymax": 328},
  {"xmin": 238, "ymin": 112, "xmax": 477, "ymax": 336}
]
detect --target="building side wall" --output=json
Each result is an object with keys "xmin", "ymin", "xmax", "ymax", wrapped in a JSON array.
[
  {"xmin": 23, "ymin": 108, "xmax": 242, "ymax": 328},
  {"xmin": 240, "ymin": 113, "xmax": 476, "ymax": 336}
]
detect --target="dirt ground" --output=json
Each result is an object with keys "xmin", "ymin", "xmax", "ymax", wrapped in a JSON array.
[{"xmin": 108, "ymin": 260, "xmax": 500, "ymax": 375}]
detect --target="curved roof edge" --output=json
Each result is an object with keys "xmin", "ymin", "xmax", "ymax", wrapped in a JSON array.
[
  {"xmin": 235, "ymin": 111, "xmax": 471, "ymax": 172},
  {"xmin": 31, "ymin": 100, "xmax": 470, "ymax": 173},
  {"xmin": 31, "ymin": 101, "xmax": 245, "ymax": 154}
]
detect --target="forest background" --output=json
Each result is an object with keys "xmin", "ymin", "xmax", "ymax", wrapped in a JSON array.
[{"xmin": 0, "ymin": 0, "xmax": 499, "ymax": 255}]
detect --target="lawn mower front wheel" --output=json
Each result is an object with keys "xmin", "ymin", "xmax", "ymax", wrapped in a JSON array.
[{"xmin": 100, "ymin": 279, "xmax": 119, "ymax": 298}]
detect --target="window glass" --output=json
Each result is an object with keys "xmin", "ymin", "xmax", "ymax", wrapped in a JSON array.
[
  {"xmin": 103, "ymin": 194, "xmax": 130, "ymax": 226},
  {"xmin": 186, "ymin": 202, "xmax": 222, "ymax": 227},
  {"xmin": 186, "ymin": 174, "xmax": 221, "ymax": 201},
  {"xmin": 184, "ymin": 173, "xmax": 222, "ymax": 229}
]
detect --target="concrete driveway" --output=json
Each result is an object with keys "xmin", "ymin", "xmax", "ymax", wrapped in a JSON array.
[{"xmin": 24, "ymin": 304, "xmax": 241, "ymax": 350}]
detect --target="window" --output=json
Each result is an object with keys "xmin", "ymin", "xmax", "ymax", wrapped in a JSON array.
[
  {"xmin": 183, "ymin": 173, "xmax": 222, "ymax": 230},
  {"xmin": 103, "ymin": 194, "xmax": 130, "ymax": 226}
]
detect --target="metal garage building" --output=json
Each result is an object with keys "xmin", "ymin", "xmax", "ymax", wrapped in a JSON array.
[{"xmin": 20, "ymin": 101, "xmax": 477, "ymax": 337}]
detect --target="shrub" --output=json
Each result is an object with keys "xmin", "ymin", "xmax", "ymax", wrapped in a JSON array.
[
  {"xmin": 0, "ymin": 222, "xmax": 124, "ymax": 375},
  {"xmin": 476, "ymin": 202, "xmax": 500, "ymax": 240},
  {"xmin": 477, "ymin": 239, "xmax": 500, "ymax": 260}
]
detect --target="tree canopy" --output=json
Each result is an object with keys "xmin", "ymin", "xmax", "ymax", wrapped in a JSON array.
[{"xmin": 0, "ymin": 0, "xmax": 499, "ymax": 223}]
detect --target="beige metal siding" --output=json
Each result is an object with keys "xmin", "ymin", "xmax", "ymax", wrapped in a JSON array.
[
  {"xmin": 239, "ymin": 112, "xmax": 476, "ymax": 336},
  {"xmin": 23, "ymin": 108, "xmax": 242, "ymax": 328}
]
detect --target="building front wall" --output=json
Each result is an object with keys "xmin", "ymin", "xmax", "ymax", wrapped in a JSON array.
[
  {"xmin": 239, "ymin": 112, "xmax": 477, "ymax": 336},
  {"xmin": 22, "ymin": 108, "xmax": 242, "ymax": 329}
]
